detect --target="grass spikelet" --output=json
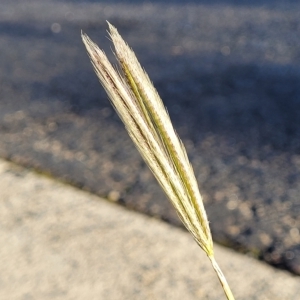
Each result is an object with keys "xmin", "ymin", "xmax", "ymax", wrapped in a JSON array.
[{"xmin": 81, "ymin": 22, "xmax": 235, "ymax": 300}]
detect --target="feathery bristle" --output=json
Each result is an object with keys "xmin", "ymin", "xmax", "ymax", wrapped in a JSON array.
[{"xmin": 81, "ymin": 23, "xmax": 235, "ymax": 300}]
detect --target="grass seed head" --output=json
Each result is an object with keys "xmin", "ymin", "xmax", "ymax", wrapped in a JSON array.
[
  {"xmin": 81, "ymin": 22, "xmax": 213, "ymax": 256},
  {"xmin": 81, "ymin": 22, "xmax": 235, "ymax": 300}
]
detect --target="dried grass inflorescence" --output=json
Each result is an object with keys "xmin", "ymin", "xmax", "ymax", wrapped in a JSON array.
[{"xmin": 81, "ymin": 22, "xmax": 235, "ymax": 300}]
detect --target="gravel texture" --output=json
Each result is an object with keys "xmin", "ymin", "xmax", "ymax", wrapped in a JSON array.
[{"xmin": 0, "ymin": 0, "xmax": 300, "ymax": 274}]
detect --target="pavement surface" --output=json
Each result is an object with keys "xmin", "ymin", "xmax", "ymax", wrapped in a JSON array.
[
  {"xmin": 1, "ymin": 158, "xmax": 300, "ymax": 300},
  {"xmin": 1, "ymin": 0, "xmax": 300, "ymax": 277}
]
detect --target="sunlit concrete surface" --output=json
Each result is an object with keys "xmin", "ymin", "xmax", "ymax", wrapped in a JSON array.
[{"xmin": 0, "ymin": 159, "xmax": 299, "ymax": 300}]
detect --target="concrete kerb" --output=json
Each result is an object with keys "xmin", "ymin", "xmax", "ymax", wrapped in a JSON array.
[{"xmin": 0, "ymin": 159, "xmax": 299, "ymax": 300}]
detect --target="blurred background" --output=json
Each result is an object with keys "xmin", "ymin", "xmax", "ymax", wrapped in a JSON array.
[{"xmin": 1, "ymin": 0, "xmax": 300, "ymax": 276}]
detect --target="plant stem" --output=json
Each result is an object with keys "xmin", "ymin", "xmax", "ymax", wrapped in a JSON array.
[{"xmin": 208, "ymin": 255, "xmax": 235, "ymax": 300}]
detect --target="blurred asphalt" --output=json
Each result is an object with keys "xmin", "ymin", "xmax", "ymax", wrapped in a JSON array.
[{"xmin": 0, "ymin": 0, "xmax": 300, "ymax": 280}]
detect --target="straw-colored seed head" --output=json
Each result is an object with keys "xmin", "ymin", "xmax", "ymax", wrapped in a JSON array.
[
  {"xmin": 81, "ymin": 22, "xmax": 213, "ymax": 256},
  {"xmin": 81, "ymin": 22, "xmax": 235, "ymax": 300}
]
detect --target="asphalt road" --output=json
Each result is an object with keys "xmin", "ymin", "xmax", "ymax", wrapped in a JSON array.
[{"xmin": 1, "ymin": 0, "xmax": 300, "ymax": 274}]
